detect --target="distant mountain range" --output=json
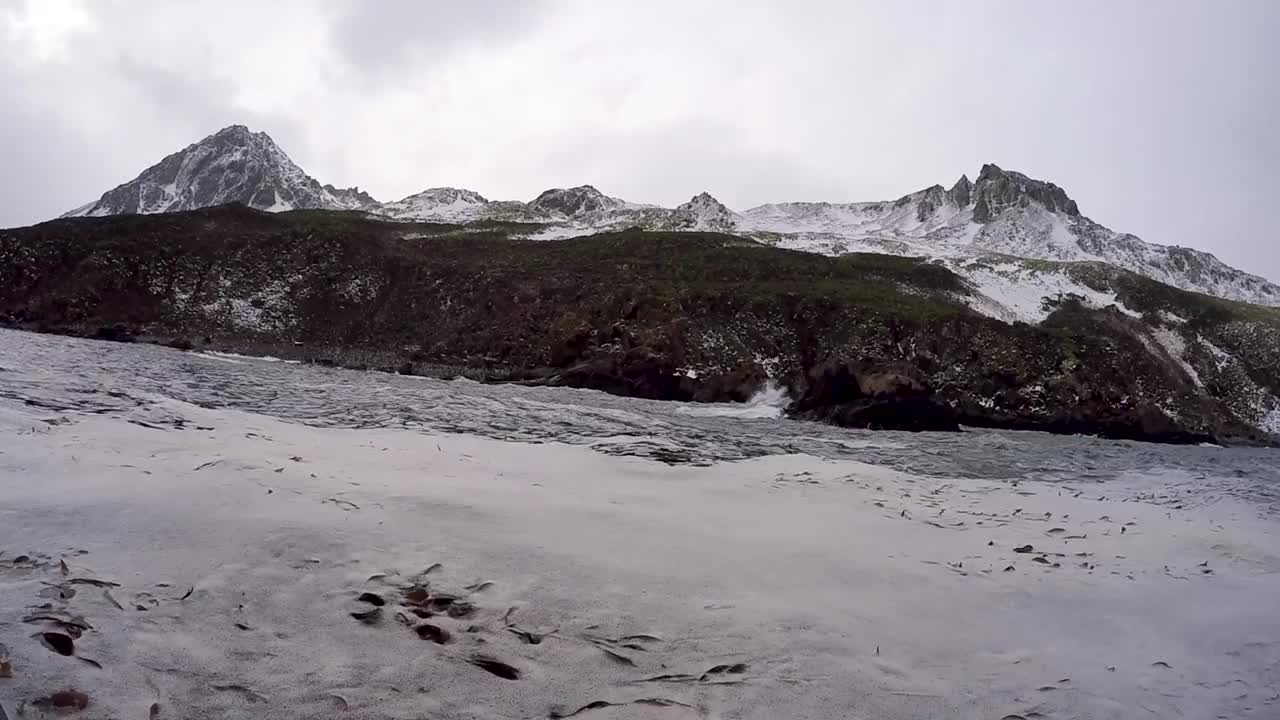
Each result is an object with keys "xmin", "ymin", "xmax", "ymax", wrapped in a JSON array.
[{"xmin": 60, "ymin": 125, "xmax": 1280, "ymax": 310}]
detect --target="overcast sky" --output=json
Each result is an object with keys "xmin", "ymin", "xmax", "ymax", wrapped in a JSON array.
[{"xmin": 2, "ymin": 0, "xmax": 1277, "ymax": 279}]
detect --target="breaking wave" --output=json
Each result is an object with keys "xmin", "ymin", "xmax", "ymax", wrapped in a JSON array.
[{"xmin": 676, "ymin": 383, "xmax": 790, "ymax": 420}]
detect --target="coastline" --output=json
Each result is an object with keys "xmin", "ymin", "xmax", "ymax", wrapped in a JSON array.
[{"xmin": 2, "ymin": 394, "xmax": 1277, "ymax": 718}]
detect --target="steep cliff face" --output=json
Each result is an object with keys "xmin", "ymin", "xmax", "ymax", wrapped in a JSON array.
[
  {"xmin": 970, "ymin": 163, "xmax": 1080, "ymax": 222},
  {"xmin": 4, "ymin": 207, "xmax": 1278, "ymax": 445}
]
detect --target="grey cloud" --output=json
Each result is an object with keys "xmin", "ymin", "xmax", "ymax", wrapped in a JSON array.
[
  {"xmin": 330, "ymin": 0, "xmax": 550, "ymax": 77},
  {"xmin": 0, "ymin": 67, "xmax": 104, "ymax": 224},
  {"xmin": 0, "ymin": 49, "xmax": 301, "ymax": 223},
  {"xmin": 105, "ymin": 53, "xmax": 311, "ymax": 168},
  {"xmin": 505, "ymin": 120, "xmax": 852, "ymax": 209},
  {"xmin": 0, "ymin": 0, "xmax": 1277, "ymax": 280}
]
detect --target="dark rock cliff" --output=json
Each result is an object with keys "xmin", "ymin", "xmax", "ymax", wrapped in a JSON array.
[{"xmin": 971, "ymin": 164, "xmax": 1080, "ymax": 222}]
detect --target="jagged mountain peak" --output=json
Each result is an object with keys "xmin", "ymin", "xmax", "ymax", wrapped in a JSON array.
[
  {"xmin": 197, "ymin": 124, "xmax": 285, "ymax": 157},
  {"xmin": 678, "ymin": 191, "xmax": 728, "ymax": 209},
  {"xmin": 212, "ymin": 123, "xmax": 253, "ymax": 138},
  {"xmin": 322, "ymin": 184, "xmax": 378, "ymax": 208},
  {"xmin": 972, "ymin": 163, "xmax": 1079, "ymax": 222},
  {"xmin": 949, "ymin": 174, "xmax": 973, "ymax": 206},
  {"xmin": 61, "ymin": 125, "xmax": 376, "ymax": 218},
  {"xmin": 675, "ymin": 192, "xmax": 738, "ymax": 232},
  {"xmin": 890, "ymin": 183, "xmax": 954, "ymax": 223},
  {"xmin": 908, "ymin": 183, "xmax": 947, "ymax": 199},
  {"xmin": 976, "ymin": 163, "xmax": 1003, "ymax": 179}
]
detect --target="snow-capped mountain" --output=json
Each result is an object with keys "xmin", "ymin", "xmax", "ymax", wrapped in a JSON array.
[
  {"xmin": 529, "ymin": 185, "xmax": 628, "ymax": 217},
  {"xmin": 374, "ymin": 167, "xmax": 1278, "ymax": 309},
  {"xmin": 377, "ymin": 187, "xmax": 490, "ymax": 223},
  {"xmin": 733, "ymin": 165, "xmax": 1280, "ymax": 308},
  {"xmin": 56, "ymin": 126, "xmax": 1280, "ymax": 311},
  {"xmin": 674, "ymin": 192, "xmax": 738, "ymax": 232},
  {"xmin": 62, "ymin": 125, "xmax": 377, "ymax": 218}
]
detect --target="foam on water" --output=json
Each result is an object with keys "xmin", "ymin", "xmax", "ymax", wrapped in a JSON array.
[
  {"xmin": 676, "ymin": 382, "xmax": 790, "ymax": 420},
  {"xmin": 0, "ymin": 328, "xmax": 1277, "ymax": 510}
]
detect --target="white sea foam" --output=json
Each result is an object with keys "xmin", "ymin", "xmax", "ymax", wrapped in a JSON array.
[{"xmin": 676, "ymin": 382, "xmax": 790, "ymax": 419}]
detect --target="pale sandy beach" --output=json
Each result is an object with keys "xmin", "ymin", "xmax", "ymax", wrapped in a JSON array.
[{"xmin": 3, "ymin": 393, "xmax": 1278, "ymax": 719}]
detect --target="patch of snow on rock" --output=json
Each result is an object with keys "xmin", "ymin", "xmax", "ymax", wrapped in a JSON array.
[
  {"xmin": 378, "ymin": 188, "xmax": 491, "ymax": 222},
  {"xmin": 1201, "ymin": 338, "xmax": 1236, "ymax": 369},
  {"xmin": 956, "ymin": 260, "xmax": 1139, "ymax": 324},
  {"xmin": 1262, "ymin": 405, "xmax": 1280, "ymax": 434},
  {"xmin": 1151, "ymin": 327, "xmax": 1202, "ymax": 387}
]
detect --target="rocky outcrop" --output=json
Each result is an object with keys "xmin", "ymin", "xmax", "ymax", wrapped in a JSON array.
[
  {"xmin": 323, "ymin": 184, "xmax": 379, "ymax": 209},
  {"xmin": 948, "ymin": 174, "xmax": 973, "ymax": 208},
  {"xmin": 529, "ymin": 185, "xmax": 624, "ymax": 217},
  {"xmin": 790, "ymin": 361, "xmax": 961, "ymax": 432},
  {"xmin": 971, "ymin": 163, "xmax": 1080, "ymax": 222},
  {"xmin": 910, "ymin": 185, "xmax": 949, "ymax": 223},
  {"xmin": 673, "ymin": 192, "xmax": 739, "ymax": 232},
  {"xmin": 543, "ymin": 351, "xmax": 695, "ymax": 401}
]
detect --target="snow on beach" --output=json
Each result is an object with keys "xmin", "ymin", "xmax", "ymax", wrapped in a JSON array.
[{"xmin": 2, "ymin": 392, "xmax": 1279, "ymax": 719}]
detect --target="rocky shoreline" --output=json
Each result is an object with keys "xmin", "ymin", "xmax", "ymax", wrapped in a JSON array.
[{"xmin": 2, "ymin": 206, "xmax": 1278, "ymax": 446}]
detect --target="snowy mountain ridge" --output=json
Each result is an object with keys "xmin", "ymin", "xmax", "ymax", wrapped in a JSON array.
[
  {"xmin": 62, "ymin": 126, "xmax": 377, "ymax": 218},
  {"xmin": 377, "ymin": 187, "xmax": 491, "ymax": 223},
  {"xmin": 58, "ymin": 125, "xmax": 1280, "ymax": 312}
]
